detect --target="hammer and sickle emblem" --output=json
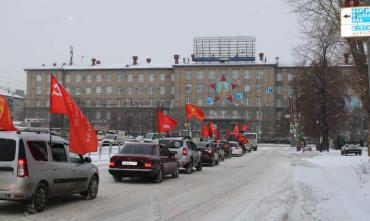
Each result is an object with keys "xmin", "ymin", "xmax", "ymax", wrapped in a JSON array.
[{"xmin": 52, "ymin": 84, "xmax": 63, "ymax": 96}]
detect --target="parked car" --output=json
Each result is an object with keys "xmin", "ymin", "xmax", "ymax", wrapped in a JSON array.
[
  {"xmin": 341, "ymin": 142, "xmax": 362, "ymax": 156},
  {"xmin": 230, "ymin": 141, "xmax": 243, "ymax": 157},
  {"xmin": 102, "ymin": 134, "xmax": 117, "ymax": 147},
  {"xmin": 219, "ymin": 140, "xmax": 232, "ymax": 159},
  {"xmin": 195, "ymin": 142, "xmax": 219, "ymax": 167},
  {"xmin": 159, "ymin": 137, "xmax": 202, "ymax": 174},
  {"xmin": 0, "ymin": 131, "xmax": 99, "ymax": 214},
  {"xmin": 109, "ymin": 143, "xmax": 179, "ymax": 183},
  {"xmin": 212, "ymin": 141, "xmax": 225, "ymax": 161},
  {"xmin": 244, "ymin": 132, "xmax": 258, "ymax": 151}
]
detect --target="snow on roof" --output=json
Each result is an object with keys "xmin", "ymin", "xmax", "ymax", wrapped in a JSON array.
[
  {"xmin": 25, "ymin": 63, "xmax": 173, "ymax": 71},
  {"xmin": 0, "ymin": 89, "xmax": 24, "ymax": 99}
]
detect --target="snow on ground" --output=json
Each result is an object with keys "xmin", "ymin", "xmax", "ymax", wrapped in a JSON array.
[{"xmin": 291, "ymin": 148, "xmax": 370, "ymax": 221}]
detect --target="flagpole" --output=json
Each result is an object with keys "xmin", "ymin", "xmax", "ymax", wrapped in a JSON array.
[{"xmin": 185, "ymin": 104, "xmax": 190, "ymax": 137}]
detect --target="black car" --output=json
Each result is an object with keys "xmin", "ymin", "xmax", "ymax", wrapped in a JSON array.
[
  {"xmin": 109, "ymin": 143, "xmax": 179, "ymax": 183},
  {"xmin": 195, "ymin": 142, "xmax": 219, "ymax": 166}
]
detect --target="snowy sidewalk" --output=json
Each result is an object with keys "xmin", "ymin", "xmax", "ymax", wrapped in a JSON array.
[{"xmin": 291, "ymin": 149, "xmax": 370, "ymax": 221}]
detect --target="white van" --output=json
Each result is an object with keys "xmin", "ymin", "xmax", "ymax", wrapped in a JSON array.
[{"xmin": 244, "ymin": 132, "xmax": 258, "ymax": 151}]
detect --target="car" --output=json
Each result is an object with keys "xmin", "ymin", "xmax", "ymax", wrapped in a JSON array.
[
  {"xmin": 212, "ymin": 141, "xmax": 225, "ymax": 161},
  {"xmin": 102, "ymin": 133, "xmax": 118, "ymax": 147},
  {"xmin": 159, "ymin": 137, "xmax": 202, "ymax": 174},
  {"xmin": 341, "ymin": 142, "xmax": 362, "ymax": 156},
  {"xmin": 109, "ymin": 143, "xmax": 179, "ymax": 183},
  {"xmin": 0, "ymin": 131, "xmax": 99, "ymax": 214},
  {"xmin": 195, "ymin": 142, "xmax": 219, "ymax": 167},
  {"xmin": 244, "ymin": 132, "xmax": 258, "ymax": 151},
  {"xmin": 219, "ymin": 140, "xmax": 232, "ymax": 159},
  {"xmin": 230, "ymin": 141, "xmax": 243, "ymax": 157}
]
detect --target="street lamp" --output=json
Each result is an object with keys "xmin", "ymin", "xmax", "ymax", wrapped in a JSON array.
[{"xmin": 316, "ymin": 120, "xmax": 320, "ymax": 151}]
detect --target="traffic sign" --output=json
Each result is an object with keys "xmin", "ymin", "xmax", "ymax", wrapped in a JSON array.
[
  {"xmin": 207, "ymin": 97, "xmax": 214, "ymax": 105},
  {"xmin": 341, "ymin": 7, "xmax": 370, "ymax": 37},
  {"xmin": 235, "ymin": 93, "xmax": 243, "ymax": 100},
  {"xmin": 266, "ymin": 87, "xmax": 273, "ymax": 94}
]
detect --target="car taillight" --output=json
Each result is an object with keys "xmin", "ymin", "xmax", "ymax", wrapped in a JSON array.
[
  {"xmin": 182, "ymin": 147, "xmax": 187, "ymax": 156},
  {"xmin": 109, "ymin": 160, "xmax": 115, "ymax": 168},
  {"xmin": 17, "ymin": 158, "xmax": 28, "ymax": 177},
  {"xmin": 144, "ymin": 161, "xmax": 152, "ymax": 169},
  {"xmin": 206, "ymin": 149, "xmax": 213, "ymax": 154}
]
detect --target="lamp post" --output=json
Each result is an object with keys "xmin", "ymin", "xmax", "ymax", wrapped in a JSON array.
[{"xmin": 316, "ymin": 120, "xmax": 320, "ymax": 151}]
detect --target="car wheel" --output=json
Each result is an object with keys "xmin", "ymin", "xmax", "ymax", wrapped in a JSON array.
[
  {"xmin": 113, "ymin": 175, "xmax": 121, "ymax": 182},
  {"xmin": 154, "ymin": 169, "xmax": 163, "ymax": 183},
  {"xmin": 210, "ymin": 158, "xmax": 215, "ymax": 167},
  {"xmin": 196, "ymin": 161, "xmax": 202, "ymax": 171},
  {"xmin": 172, "ymin": 165, "xmax": 179, "ymax": 178},
  {"xmin": 82, "ymin": 176, "xmax": 99, "ymax": 200},
  {"xmin": 186, "ymin": 160, "xmax": 193, "ymax": 174},
  {"xmin": 216, "ymin": 157, "xmax": 219, "ymax": 165},
  {"xmin": 26, "ymin": 183, "xmax": 48, "ymax": 214}
]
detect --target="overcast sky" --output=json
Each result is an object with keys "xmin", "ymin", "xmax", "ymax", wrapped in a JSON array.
[{"xmin": 0, "ymin": 0, "xmax": 299, "ymax": 90}]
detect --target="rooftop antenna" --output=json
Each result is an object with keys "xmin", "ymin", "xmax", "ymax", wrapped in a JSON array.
[{"xmin": 69, "ymin": 45, "xmax": 74, "ymax": 65}]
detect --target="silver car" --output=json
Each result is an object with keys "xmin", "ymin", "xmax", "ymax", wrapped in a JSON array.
[{"xmin": 0, "ymin": 131, "xmax": 99, "ymax": 213}]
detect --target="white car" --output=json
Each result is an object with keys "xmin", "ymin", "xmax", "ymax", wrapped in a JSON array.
[
  {"xmin": 230, "ymin": 141, "xmax": 243, "ymax": 157},
  {"xmin": 341, "ymin": 142, "xmax": 362, "ymax": 156}
]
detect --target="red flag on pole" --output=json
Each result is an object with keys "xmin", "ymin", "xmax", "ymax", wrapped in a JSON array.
[
  {"xmin": 233, "ymin": 123, "xmax": 240, "ymax": 136},
  {"xmin": 242, "ymin": 124, "xmax": 249, "ymax": 132},
  {"xmin": 201, "ymin": 123, "xmax": 209, "ymax": 139},
  {"xmin": 50, "ymin": 75, "xmax": 97, "ymax": 155},
  {"xmin": 216, "ymin": 129, "xmax": 221, "ymax": 142},
  {"xmin": 208, "ymin": 121, "xmax": 216, "ymax": 137},
  {"xmin": 157, "ymin": 110, "xmax": 177, "ymax": 133},
  {"xmin": 0, "ymin": 95, "xmax": 17, "ymax": 131},
  {"xmin": 225, "ymin": 128, "xmax": 231, "ymax": 138},
  {"xmin": 185, "ymin": 104, "xmax": 205, "ymax": 121}
]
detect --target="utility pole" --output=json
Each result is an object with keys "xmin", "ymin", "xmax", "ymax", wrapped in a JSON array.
[{"xmin": 366, "ymin": 0, "xmax": 370, "ymax": 156}]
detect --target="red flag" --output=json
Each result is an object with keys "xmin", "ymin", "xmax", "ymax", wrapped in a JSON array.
[
  {"xmin": 242, "ymin": 124, "xmax": 249, "ymax": 132},
  {"xmin": 208, "ymin": 121, "xmax": 216, "ymax": 137},
  {"xmin": 225, "ymin": 128, "xmax": 231, "ymax": 138},
  {"xmin": 201, "ymin": 123, "xmax": 209, "ymax": 139},
  {"xmin": 185, "ymin": 104, "xmax": 204, "ymax": 121},
  {"xmin": 216, "ymin": 129, "xmax": 221, "ymax": 142},
  {"xmin": 50, "ymin": 75, "xmax": 97, "ymax": 155},
  {"xmin": 0, "ymin": 96, "xmax": 17, "ymax": 131},
  {"xmin": 233, "ymin": 123, "xmax": 240, "ymax": 136},
  {"xmin": 50, "ymin": 76, "xmax": 67, "ymax": 114},
  {"xmin": 158, "ymin": 111, "xmax": 177, "ymax": 133}
]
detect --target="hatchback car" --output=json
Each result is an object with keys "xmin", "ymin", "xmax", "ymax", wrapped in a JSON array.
[
  {"xmin": 230, "ymin": 141, "xmax": 243, "ymax": 157},
  {"xmin": 195, "ymin": 142, "xmax": 219, "ymax": 167},
  {"xmin": 109, "ymin": 143, "xmax": 179, "ymax": 183},
  {"xmin": 0, "ymin": 131, "xmax": 99, "ymax": 214}
]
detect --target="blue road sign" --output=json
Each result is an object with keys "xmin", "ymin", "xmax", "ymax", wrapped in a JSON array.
[
  {"xmin": 207, "ymin": 97, "xmax": 214, "ymax": 105},
  {"xmin": 235, "ymin": 93, "xmax": 243, "ymax": 100}
]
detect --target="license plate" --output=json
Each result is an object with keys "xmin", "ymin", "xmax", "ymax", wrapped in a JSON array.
[{"xmin": 122, "ymin": 161, "xmax": 137, "ymax": 166}]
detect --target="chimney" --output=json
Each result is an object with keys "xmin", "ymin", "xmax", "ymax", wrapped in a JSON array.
[
  {"xmin": 259, "ymin": 53, "xmax": 264, "ymax": 61},
  {"xmin": 146, "ymin": 58, "xmax": 151, "ymax": 64},
  {"xmin": 344, "ymin": 53, "xmax": 350, "ymax": 64},
  {"xmin": 132, "ymin": 56, "xmax": 138, "ymax": 65},
  {"xmin": 53, "ymin": 63, "xmax": 57, "ymax": 67},
  {"xmin": 174, "ymin": 54, "xmax": 180, "ymax": 64},
  {"xmin": 91, "ymin": 58, "xmax": 96, "ymax": 66},
  {"xmin": 96, "ymin": 60, "xmax": 101, "ymax": 65}
]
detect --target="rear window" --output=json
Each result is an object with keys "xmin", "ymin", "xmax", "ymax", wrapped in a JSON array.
[
  {"xmin": 119, "ymin": 144, "xmax": 155, "ymax": 155},
  {"xmin": 0, "ymin": 138, "xmax": 16, "ymax": 161},
  {"xmin": 244, "ymin": 134, "xmax": 257, "ymax": 139},
  {"xmin": 159, "ymin": 140, "xmax": 183, "ymax": 148},
  {"xmin": 229, "ymin": 143, "xmax": 238, "ymax": 147},
  {"xmin": 195, "ymin": 142, "xmax": 209, "ymax": 148}
]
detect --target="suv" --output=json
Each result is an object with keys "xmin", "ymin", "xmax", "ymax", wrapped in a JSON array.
[
  {"xmin": 0, "ymin": 131, "xmax": 99, "ymax": 213},
  {"xmin": 244, "ymin": 132, "xmax": 258, "ymax": 151},
  {"xmin": 159, "ymin": 137, "xmax": 202, "ymax": 174}
]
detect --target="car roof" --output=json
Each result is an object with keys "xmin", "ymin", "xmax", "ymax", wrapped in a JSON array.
[{"xmin": 0, "ymin": 131, "xmax": 66, "ymax": 143}]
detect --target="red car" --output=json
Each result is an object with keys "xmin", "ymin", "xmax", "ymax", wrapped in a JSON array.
[{"xmin": 109, "ymin": 143, "xmax": 179, "ymax": 183}]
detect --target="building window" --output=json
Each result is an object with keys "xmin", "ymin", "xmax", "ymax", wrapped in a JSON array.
[
  {"xmin": 106, "ymin": 74, "xmax": 112, "ymax": 82},
  {"xmin": 149, "ymin": 86, "xmax": 154, "ymax": 95},
  {"xmin": 171, "ymin": 74, "xmax": 175, "ymax": 81},
  {"xmin": 185, "ymin": 84, "xmax": 192, "ymax": 94},
  {"xmin": 65, "ymin": 75, "xmax": 71, "ymax": 83},
  {"xmin": 276, "ymin": 73, "xmax": 283, "ymax": 82},
  {"xmin": 118, "ymin": 99, "xmax": 124, "ymax": 107},
  {"xmin": 244, "ymin": 85, "xmax": 251, "ymax": 93},
  {"xmin": 76, "ymin": 75, "xmax": 81, "ymax": 83},
  {"xmin": 106, "ymin": 112, "xmax": 111, "ymax": 120},
  {"xmin": 106, "ymin": 99, "xmax": 112, "ymax": 107},
  {"xmin": 85, "ymin": 88, "xmax": 91, "ymax": 95},
  {"xmin": 128, "ymin": 74, "xmax": 133, "ymax": 82},
  {"xmin": 276, "ymin": 99, "xmax": 282, "ymax": 107},
  {"xmin": 149, "ymin": 74, "xmax": 155, "ymax": 82},
  {"xmin": 232, "ymin": 71, "xmax": 239, "ymax": 79},
  {"xmin": 185, "ymin": 97, "xmax": 191, "ymax": 104},
  {"xmin": 36, "ymin": 87, "xmax": 42, "ymax": 95},
  {"xmin": 244, "ymin": 71, "xmax": 251, "ymax": 80},
  {"xmin": 288, "ymin": 73, "xmax": 294, "ymax": 81},
  {"xmin": 209, "ymin": 110, "xmax": 216, "ymax": 118},
  {"xmin": 197, "ymin": 85, "xmax": 203, "ymax": 93},
  {"xmin": 160, "ymin": 86, "xmax": 165, "ymax": 95},
  {"xmin": 197, "ymin": 71, "xmax": 204, "ymax": 80},
  {"xmin": 85, "ymin": 99, "xmax": 91, "ymax": 107},
  {"xmin": 256, "ymin": 111, "xmax": 263, "ymax": 120},
  {"xmin": 276, "ymin": 86, "xmax": 282, "ymax": 94},
  {"xmin": 95, "ymin": 112, "xmax": 101, "ymax": 120},
  {"xmin": 118, "ymin": 73, "xmax": 124, "ymax": 82},
  {"xmin": 139, "ymin": 74, "xmax": 144, "ymax": 82},
  {"xmin": 245, "ymin": 97, "xmax": 250, "ymax": 106},
  {"xmin": 220, "ymin": 111, "xmax": 226, "ymax": 118},
  {"xmin": 276, "ymin": 111, "xmax": 282, "ymax": 120},
  {"xmin": 185, "ymin": 71, "xmax": 192, "ymax": 80},
  {"xmin": 86, "ymin": 75, "xmax": 92, "ymax": 83},
  {"xmin": 127, "ymin": 87, "xmax": 133, "ymax": 95},
  {"xmin": 197, "ymin": 98, "xmax": 203, "ymax": 106},
  {"xmin": 138, "ymin": 86, "xmax": 143, "ymax": 95},
  {"xmin": 245, "ymin": 111, "xmax": 250, "ymax": 119},
  {"xmin": 36, "ymin": 74, "xmax": 42, "ymax": 82},
  {"xmin": 208, "ymin": 71, "xmax": 216, "ymax": 80},
  {"xmin": 117, "ymin": 87, "xmax": 123, "ymax": 95},
  {"xmin": 106, "ymin": 86, "xmax": 112, "ymax": 94},
  {"xmin": 287, "ymin": 87, "xmax": 293, "ymax": 96},
  {"xmin": 171, "ymin": 86, "xmax": 175, "ymax": 95},
  {"xmin": 160, "ymin": 74, "xmax": 165, "ymax": 81},
  {"xmin": 96, "ymin": 87, "xmax": 102, "ymax": 95},
  {"xmin": 233, "ymin": 111, "xmax": 239, "ymax": 118},
  {"xmin": 75, "ymin": 88, "xmax": 80, "ymax": 96},
  {"xmin": 96, "ymin": 74, "xmax": 102, "ymax": 82},
  {"xmin": 256, "ymin": 84, "xmax": 262, "ymax": 93},
  {"xmin": 256, "ymin": 97, "xmax": 262, "ymax": 106},
  {"xmin": 256, "ymin": 70, "xmax": 263, "ymax": 79}
]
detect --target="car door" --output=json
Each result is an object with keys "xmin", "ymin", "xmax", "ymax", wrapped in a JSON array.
[
  {"xmin": 68, "ymin": 151, "xmax": 89, "ymax": 193},
  {"xmin": 48, "ymin": 142, "xmax": 75, "ymax": 194},
  {"xmin": 159, "ymin": 146, "xmax": 170, "ymax": 175},
  {"xmin": 189, "ymin": 142, "xmax": 200, "ymax": 164},
  {"xmin": 163, "ymin": 146, "xmax": 176, "ymax": 174}
]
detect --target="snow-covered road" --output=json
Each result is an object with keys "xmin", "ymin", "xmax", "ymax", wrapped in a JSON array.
[{"xmin": 0, "ymin": 145, "xmax": 369, "ymax": 221}]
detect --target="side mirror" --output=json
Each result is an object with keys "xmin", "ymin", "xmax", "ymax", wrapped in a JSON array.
[{"xmin": 84, "ymin": 157, "xmax": 92, "ymax": 163}]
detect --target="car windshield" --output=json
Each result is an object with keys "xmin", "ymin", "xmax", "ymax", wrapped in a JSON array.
[
  {"xmin": 195, "ymin": 142, "xmax": 209, "ymax": 149},
  {"xmin": 105, "ymin": 134, "xmax": 116, "ymax": 139},
  {"xmin": 0, "ymin": 138, "xmax": 16, "ymax": 161},
  {"xmin": 159, "ymin": 140, "xmax": 183, "ymax": 148},
  {"xmin": 119, "ymin": 144, "xmax": 155, "ymax": 155},
  {"xmin": 244, "ymin": 134, "xmax": 257, "ymax": 139}
]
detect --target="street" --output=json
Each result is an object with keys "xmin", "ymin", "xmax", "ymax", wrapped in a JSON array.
[{"xmin": 0, "ymin": 145, "xmax": 295, "ymax": 221}]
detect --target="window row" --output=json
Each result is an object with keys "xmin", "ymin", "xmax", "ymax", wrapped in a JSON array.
[
  {"xmin": 184, "ymin": 70, "xmax": 264, "ymax": 80},
  {"xmin": 206, "ymin": 110, "xmax": 263, "ymax": 120}
]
